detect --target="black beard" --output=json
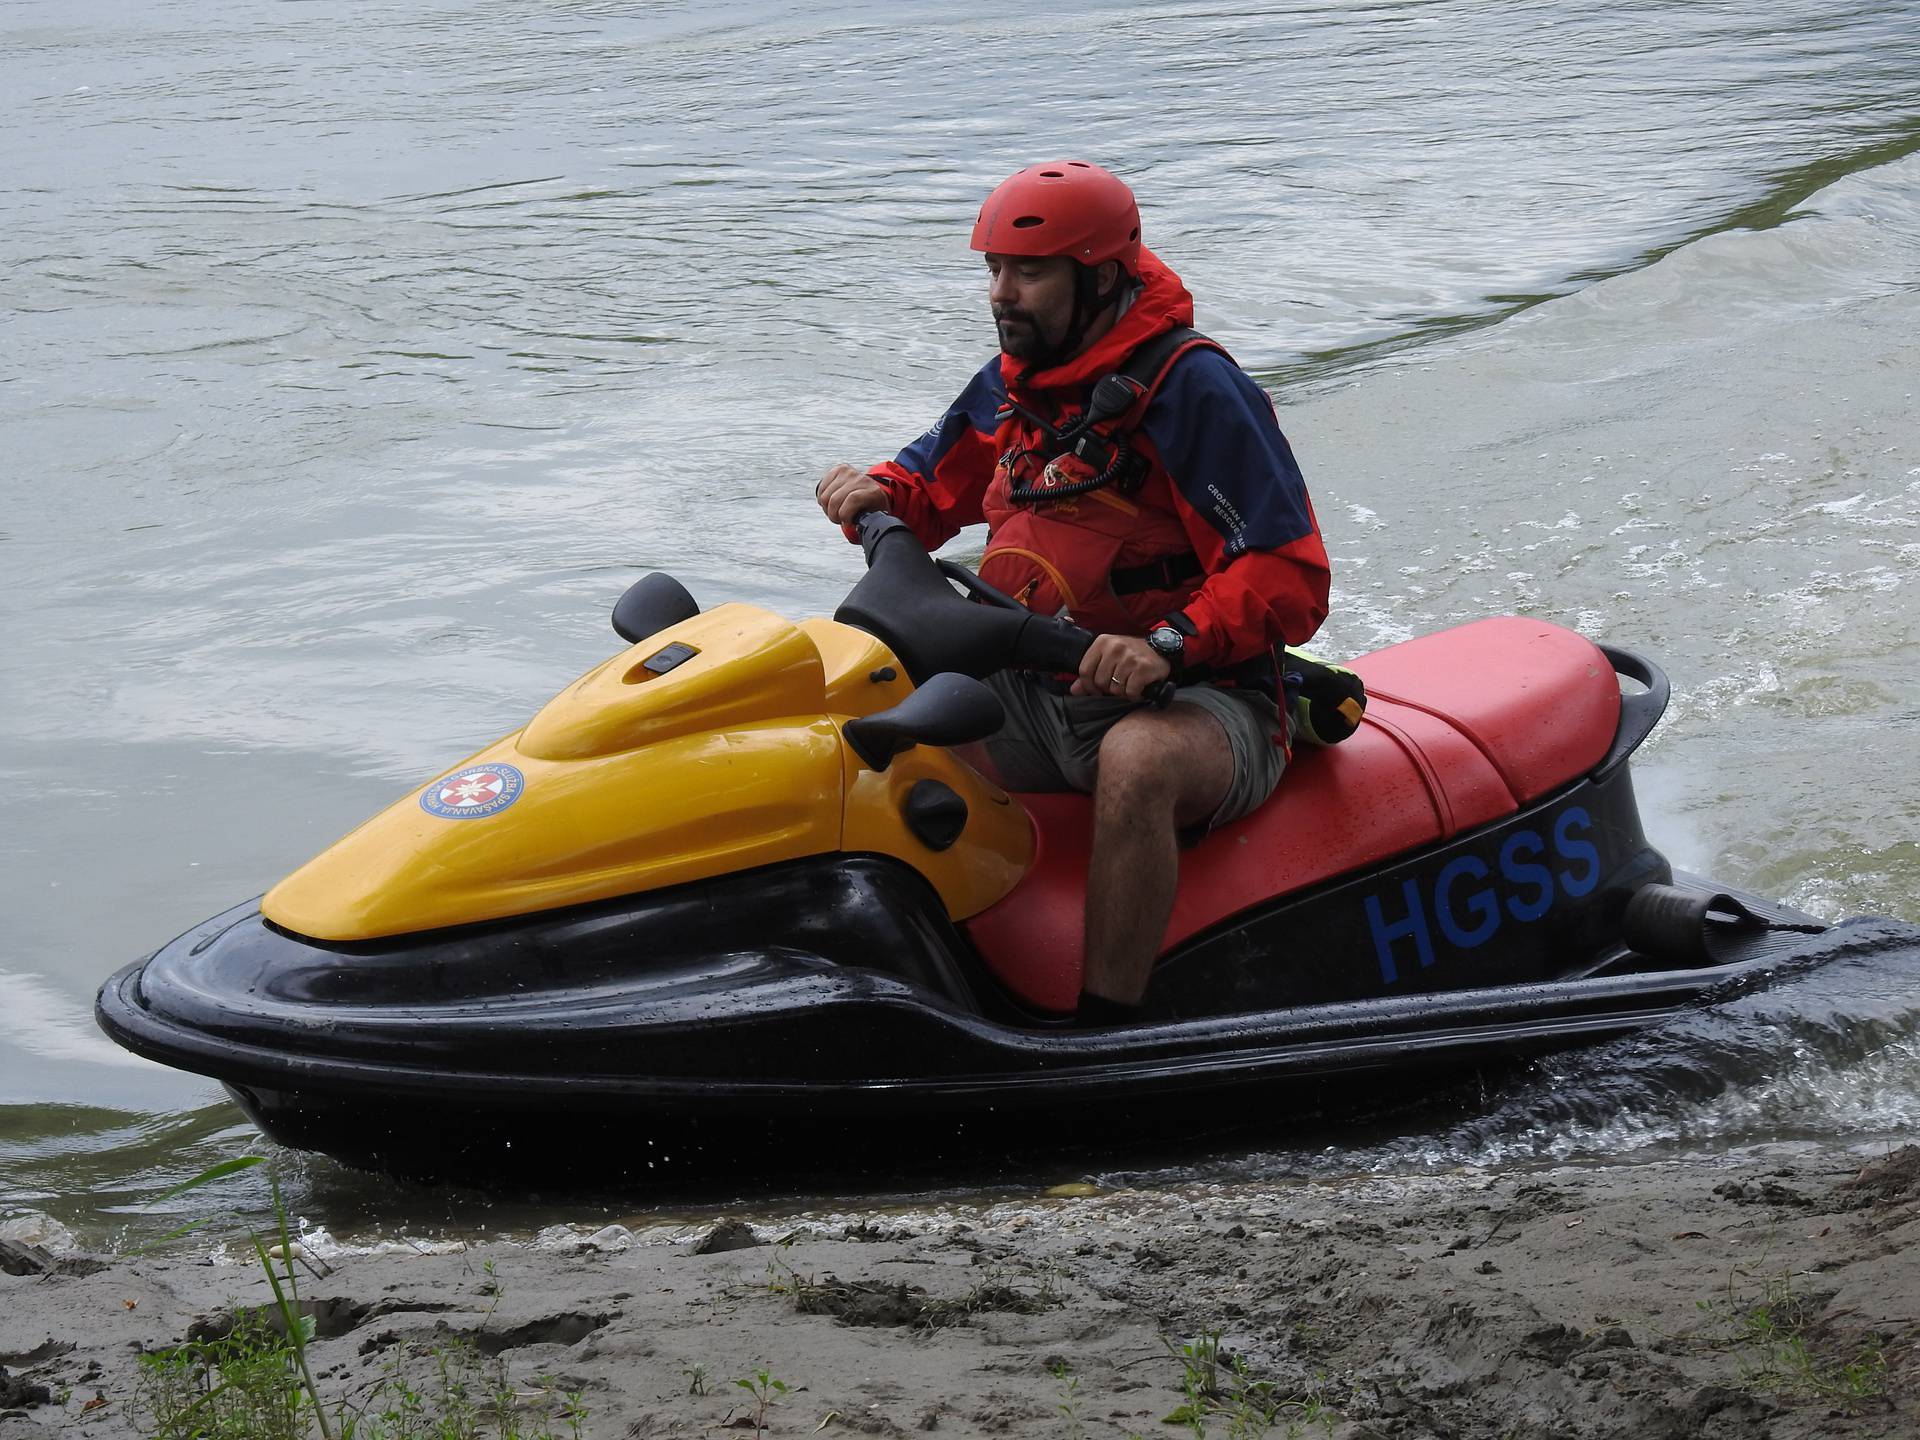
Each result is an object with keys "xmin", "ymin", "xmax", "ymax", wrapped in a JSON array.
[{"xmin": 993, "ymin": 307, "xmax": 1053, "ymax": 361}]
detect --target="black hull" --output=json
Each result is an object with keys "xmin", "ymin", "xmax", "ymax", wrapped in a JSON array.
[
  {"xmin": 97, "ymin": 911, "xmax": 1902, "ymax": 1184},
  {"xmin": 97, "ymin": 741, "xmax": 1878, "ymax": 1182}
]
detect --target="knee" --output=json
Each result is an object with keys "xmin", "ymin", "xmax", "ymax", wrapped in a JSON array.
[{"xmin": 1095, "ymin": 719, "xmax": 1181, "ymax": 813}]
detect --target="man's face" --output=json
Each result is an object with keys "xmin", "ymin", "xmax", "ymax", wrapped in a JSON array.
[{"xmin": 985, "ymin": 253, "xmax": 1079, "ymax": 361}]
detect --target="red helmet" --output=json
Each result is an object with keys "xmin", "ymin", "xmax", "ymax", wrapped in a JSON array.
[{"xmin": 969, "ymin": 161, "xmax": 1142, "ymax": 274}]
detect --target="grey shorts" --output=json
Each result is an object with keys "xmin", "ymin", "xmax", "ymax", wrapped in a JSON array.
[{"xmin": 980, "ymin": 671, "xmax": 1288, "ymax": 832}]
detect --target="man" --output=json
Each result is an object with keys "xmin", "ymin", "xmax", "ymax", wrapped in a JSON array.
[{"xmin": 817, "ymin": 160, "xmax": 1330, "ymax": 1023}]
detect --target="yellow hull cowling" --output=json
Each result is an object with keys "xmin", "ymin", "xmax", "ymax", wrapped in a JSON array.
[{"xmin": 261, "ymin": 605, "xmax": 1032, "ymax": 943}]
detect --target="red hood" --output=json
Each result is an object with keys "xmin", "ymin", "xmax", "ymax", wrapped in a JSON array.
[{"xmin": 999, "ymin": 245, "xmax": 1194, "ymax": 398}]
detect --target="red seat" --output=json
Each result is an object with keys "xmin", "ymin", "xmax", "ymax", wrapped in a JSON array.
[{"xmin": 962, "ymin": 617, "xmax": 1621, "ymax": 1012}]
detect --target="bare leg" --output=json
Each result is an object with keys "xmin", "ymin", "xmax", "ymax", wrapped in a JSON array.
[{"xmin": 1081, "ymin": 706, "xmax": 1235, "ymax": 1007}]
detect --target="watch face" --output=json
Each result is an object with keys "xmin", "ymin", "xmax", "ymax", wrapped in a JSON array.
[{"xmin": 1149, "ymin": 627, "xmax": 1182, "ymax": 659}]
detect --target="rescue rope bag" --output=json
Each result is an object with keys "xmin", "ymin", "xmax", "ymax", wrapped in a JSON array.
[{"xmin": 1283, "ymin": 649, "xmax": 1367, "ymax": 747}]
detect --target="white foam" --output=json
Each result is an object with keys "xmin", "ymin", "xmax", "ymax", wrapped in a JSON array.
[{"xmin": 0, "ymin": 1211, "xmax": 78, "ymax": 1255}]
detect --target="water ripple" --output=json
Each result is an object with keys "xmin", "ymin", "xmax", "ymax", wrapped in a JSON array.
[{"xmin": 3, "ymin": 0, "xmax": 1918, "ymax": 1223}]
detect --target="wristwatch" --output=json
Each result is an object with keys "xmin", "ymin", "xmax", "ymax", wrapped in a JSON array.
[{"xmin": 1146, "ymin": 624, "xmax": 1185, "ymax": 666}]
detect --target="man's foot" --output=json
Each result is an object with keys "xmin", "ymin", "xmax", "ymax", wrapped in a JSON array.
[{"xmin": 1075, "ymin": 993, "xmax": 1143, "ymax": 1028}]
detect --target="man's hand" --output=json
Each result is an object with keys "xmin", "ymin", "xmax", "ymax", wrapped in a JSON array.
[
  {"xmin": 816, "ymin": 464, "xmax": 891, "ymax": 525},
  {"xmin": 1072, "ymin": 633, "xmax": 1171, "ymax": 702}
]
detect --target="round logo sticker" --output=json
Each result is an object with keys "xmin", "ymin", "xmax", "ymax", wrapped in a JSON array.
[{"xmin": 420, "ymin": 763, "xmax": 525, "ymax": 820}]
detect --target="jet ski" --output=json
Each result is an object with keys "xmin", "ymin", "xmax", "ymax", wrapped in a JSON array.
[{"xmin": 96, "ymin": 514, "xmax": 1903, "ymax": 1180}]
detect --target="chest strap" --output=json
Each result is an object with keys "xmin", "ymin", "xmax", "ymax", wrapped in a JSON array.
[
  {"xmin": 1110, "ymin": 551, "xmax": 1203, "ymax": 596},
  {"xmin": 1000, "ymin": 326, "xmax": 1218, "ymax": 504},
  {"xmin": 1116, "ymin": 324, "xmax": 1205, "ymax": 396}
]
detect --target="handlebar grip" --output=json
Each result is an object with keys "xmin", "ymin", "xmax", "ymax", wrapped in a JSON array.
[{"xmin": 1044, "ymin": 618, "xmax": 1175, "ymax": 707}]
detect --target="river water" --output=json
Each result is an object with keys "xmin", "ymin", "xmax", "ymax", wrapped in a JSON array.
[{"xmin": 3, "ymin": 0, "xmax": 1918, "ymax": 1245}]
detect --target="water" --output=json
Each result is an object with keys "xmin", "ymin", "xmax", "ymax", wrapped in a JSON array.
[{"xmin": 3, "ymin": 0, "xmax": 1918, "ymax": 1246}]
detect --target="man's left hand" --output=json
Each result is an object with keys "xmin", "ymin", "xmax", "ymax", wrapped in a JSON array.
[{"xmin": 1072, "ymin": 634, "xmax": 1171, "ymax": 701}]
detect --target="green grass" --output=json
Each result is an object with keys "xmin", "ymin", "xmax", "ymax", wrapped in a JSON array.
[
  {"xmin": 1161, "ymin": 1329, "xmax": 1337, "ymax": 1440},
  {"xmin": 338, "ymin": 1346, "xmax": 584, "ymax": 1440},
  {"xmin": 135, "ymin": 1312, "xmax": 314, "ymax": 1440},
  {"xmin": 730, "ymin": 1368, "xmax": 788, "ymax": 1438},
  {"xmin": 1697, "ymin": 1268, "xmax": 1887, "ymax": 1412},
  {"xmin": 132, "ymin": 1158, "xmax": 589, "ymax": 1440},
  {"xmin": 1050, "ymin": 1360, "xmax": 1085, "ymax": 1440}
]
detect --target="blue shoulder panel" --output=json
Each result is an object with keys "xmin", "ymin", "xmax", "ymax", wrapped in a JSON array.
[
  {"xmin": 892, "ymin": 358, "xmax": 1007, "ymax": 478},
  {"xmin": 1142, "ymin": 349, "xmax": 1313, "ymax": 557}
]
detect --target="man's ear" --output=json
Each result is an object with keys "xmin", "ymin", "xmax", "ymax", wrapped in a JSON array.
[{"xmin": 1096, "ymin": 260, "xmax": 1121, "ymax": 296}]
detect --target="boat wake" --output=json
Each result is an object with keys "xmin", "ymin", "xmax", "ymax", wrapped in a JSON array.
[{"xmin": 1117, "ymin": 921, "xmax": 1920, "ymax": 1189}]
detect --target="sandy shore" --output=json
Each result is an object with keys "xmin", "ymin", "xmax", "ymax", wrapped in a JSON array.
[{"xmin": 3, "ymin": 1141, "xmax": 1915, "ymax": 1440}]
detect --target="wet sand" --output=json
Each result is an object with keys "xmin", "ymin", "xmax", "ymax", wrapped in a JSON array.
[{"xmin": 4, "ymin": 1142, "xmax": 1915, "ymax": 1438}]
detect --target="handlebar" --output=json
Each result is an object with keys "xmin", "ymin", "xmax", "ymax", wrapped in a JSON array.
[
  {"xmin": 844, "ymin": 511, "xmax": 1176, "ymax": 707},
  {"xmin": 933, "ymin": 556, "xmax": 1175, "ymax": 709}
]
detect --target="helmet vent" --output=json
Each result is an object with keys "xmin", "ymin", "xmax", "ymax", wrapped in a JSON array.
[
  {"xmin": 1040, "ymin": 169, "xmax": 1065, "ymax": 178},
  {"xmin": 1011, "ymin": 215, "xmax": 1045, "ymax": 228}
]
